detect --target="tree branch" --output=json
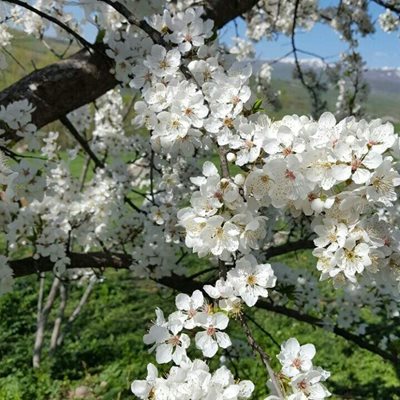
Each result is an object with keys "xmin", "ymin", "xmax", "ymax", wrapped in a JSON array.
[
  {"xmin": 239, "ymin": 313, "xmax": 284, "ymax": 398},
  {"xmin": 203, "ymin": 0, "xmax": 259, "ymax": 28},
  {"xmin": 60, "ymin": 116, "xmax": 146, "ymax": 214},
  {"xmin": 256, "ymin": 299, "xmax": 398, "ymax": 365},
  {"xmin": 10, "ymin": 252, "xmax": 132, "ymax": 278},
  {"xmin": 291, "ymin": 0, "xmax": 326, "ymax": 118},
  {"xmin": 60, "ymin": 116, "xmax": 104, "ymax": 169},
  {"xmin": 265, "ymin": 239, "xmax": 315, "ymax": 259},
  {"xmin": 0, "ymin": 45, "xmax": 117, "ymax": 143}
]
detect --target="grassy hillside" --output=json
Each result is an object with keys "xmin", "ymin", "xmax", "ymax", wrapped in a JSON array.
[
  {"xmin": 0, "ymin": 33, "xmax": 399, "ymax": 399},
  {"xmin": 269, "ymin": 78, "xmax": 400, "ymax": 123},
  {"xmin": 0, "ymin": 30, "xmax": 78, "ymax": 90}
]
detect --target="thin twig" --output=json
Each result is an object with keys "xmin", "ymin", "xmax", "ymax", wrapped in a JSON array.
[
  {"xmin": 239, "ymin": 313, "xmax": 284, "ymax": 399},
  {"xmin": 245, "ymin": 312, "xmax": 280, "ymax": 348},
  {"xmin": 188, "ymin": 266, "xmax": 218, "ymax": 280},
  {"xmin": 149, "ymin": 149, "xmax": 156, "ymax": 204},
  {"xmin": 79, "ymin": 155, "xmax": 91, "ymax": 192},
  {"xmin": 265, "ymin": 239, "xmax": 314, "ymax": 259},
  {"xmin": 61, "ymin": 116, "xmax": 146, "ymax": 214},
  {"xmin": 291, "ymin": 0, "xmax": 325, "ymax": 118},
  {"xmin": 1, "ymin": 47, "xmax": 26, "ymax": 71},
  {"xmin": 60, "ymin": 116, "xmax": 104, "ymax": 170},
  {"xmin": 41, "ymin": 37, "xmax": 73, "ymax": 60},
  {"xmin": 4, "ymin": 0, "xmax": 95, "ymax": 52}
]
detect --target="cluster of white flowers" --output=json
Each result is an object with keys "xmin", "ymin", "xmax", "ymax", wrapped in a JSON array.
[
  {"xmin": 106, "ymin": 7, "xmax": 262, "ymax": 159},
  {"xmin": 245, "ymin": 0, "xmax": 317, "ymax": 40},
  {"xmin": 379, "ymin": 9, "xmax": 400, "ymax": 33},
  {"xmin": 229, "ymin": 37, "xmax": 255, "ymax": 61},
  {"xmin": 178, "ymin": 161, "xmax": 267, "ymax": 258},
  {"xmin": 134, "ymin": 284, "xmax": 331, "ymax": 400},
  {"xmin": 0, "ymin": 99, "xmax": 37, "ymax": 148},
  {"xmin": 205, "ymin": 255, "xmax": 276, "ymax": 307},
  {"xmin": 131, "ymin": 287, "xmax": 256, "ymax": 399},
  {"xmin": 177, "ymin": 109, "xmax": 400, "ymax": 288},
  {"xmin": 255, "ymin": 62, "xmax": 273, "ymax": 92},
  {"xmin": 142, "ymin": 290, "xmax": 232, "ymax": 360},
  {"xmin": 132, "ymin": 360, "xmax": 254, "ymax": 400},
  {"xmin": 0, "ymin": 92, "xmax": 151, "ymax": 276},
  {"xmin": 266, "ymin": 338, "xmax": 330, "ymax": 400}
]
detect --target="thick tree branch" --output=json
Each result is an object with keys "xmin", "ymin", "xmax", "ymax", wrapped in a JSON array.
[
  {"xmin": 0, "ymin": 45, "xmax": 117, "ymax": 142},
  {"xmin": 203, "ymin": 0, "xmax": 259, "ymax": 28},
  {"xmin": 265, "ymin": 239, "xmax": 315, "ymax": 259},
  {"xmin": 9, "ymin": 252, "xmax": 132, "ymax": 278}
]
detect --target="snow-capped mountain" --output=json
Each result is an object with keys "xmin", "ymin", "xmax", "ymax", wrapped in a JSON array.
[{"xmin": 254, "ymin": 58, "xmax": 400, "ymax": 95}]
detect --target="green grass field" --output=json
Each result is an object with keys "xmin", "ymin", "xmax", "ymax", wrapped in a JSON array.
[{"xmin": 0, "ymin": 32, "xmax": 399, "ymax": 399}]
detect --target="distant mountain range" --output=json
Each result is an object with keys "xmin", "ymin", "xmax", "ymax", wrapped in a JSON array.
[{"xmin": 254, "ymin": 58, "xmax": 400, "ymax": 96}]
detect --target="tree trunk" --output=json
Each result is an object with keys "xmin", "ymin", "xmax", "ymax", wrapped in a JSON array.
[{"xmin": 33, "ymin": 277, "xmax": 60, "ymax": 368}]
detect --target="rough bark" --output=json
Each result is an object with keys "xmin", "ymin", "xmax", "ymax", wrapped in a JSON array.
[
  {"xmin": 0, "ymin": 0, "xmax": 259, "ymax": 142},
  {"xmin": 203, "ymin": 0, "xmax": 259, "ymax": 28},
  {"xmin": 10, "ymin": 252, "xmax": 132, "ymax": 278},
  {"xmin": 0, "ymin": 45, "xmax": 117, "ymax": 143}
]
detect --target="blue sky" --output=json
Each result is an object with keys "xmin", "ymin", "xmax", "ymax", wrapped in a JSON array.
[
  {"xmin": 220, "ymin": 1, "xmax": 400, "ymax": 69},
  {"xmin": 70, "ymin": 1, "xmax": 399, "ymax": 69}
]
